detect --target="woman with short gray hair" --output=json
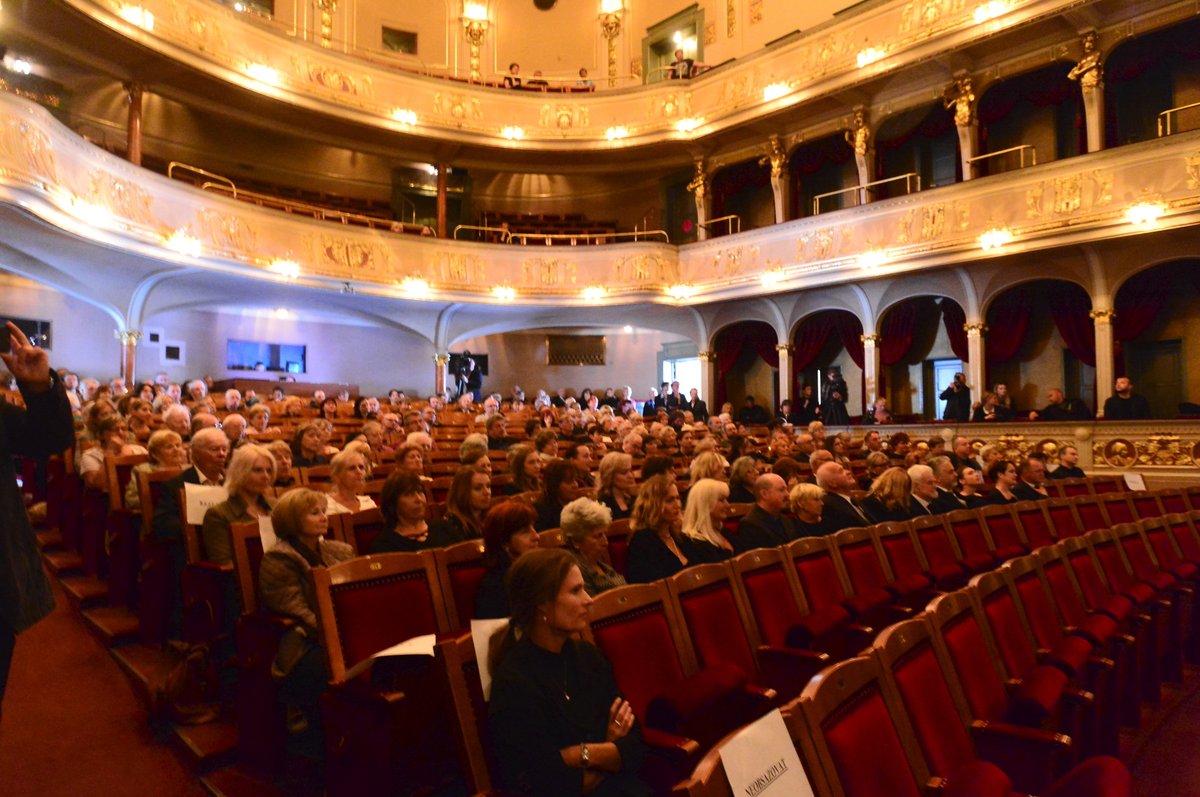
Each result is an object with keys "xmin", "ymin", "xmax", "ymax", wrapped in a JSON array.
[{"xmin": 560, "ymin": 497, "xmax": 626, "ymax": 596}]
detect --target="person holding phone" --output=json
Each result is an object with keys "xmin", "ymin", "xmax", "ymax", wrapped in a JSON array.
[
  {"xmin": 939, "ymin": 372, "xmax": 972, "ymax": 422},
  {"xmin": 0, "ymin": 322, "xmax": 75, "ymax": 715}
]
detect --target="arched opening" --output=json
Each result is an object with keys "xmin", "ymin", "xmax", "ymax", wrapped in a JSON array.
[
  {"xmin": 789, "ymin": 310, "xmax": 865, "ymax": 421},
  {"xmin": 710, "ymin": 158, "xmax": 774, "ymax": 237},
  {"xmin": 1112, "ymin": 259, "xmax": 1200, "ymax": 418},
  {"xmin": 984, "ymin": 279, "xmax": 1095, "ymax": 415},
  {"xmin": 788, "ymin": 132, "xmax": 856, "ymax": 218},
  {"xmin": 877, "ymin": 297, "xmax": 968, "ymax": 421},
  {"xmin": 876, "ymin": 102, "xmax": 958, "ymax": 196},
  {"xmin": 713, "ymin": 321, "xmax": 779, "ymax": 415},
  {"xmin": 1105, "ymin": 18, "xmax": 1200, "ymax": 145},
  {"xmin": 976, "ymin": 63, "xmax": 1082, "ymax": 174}
]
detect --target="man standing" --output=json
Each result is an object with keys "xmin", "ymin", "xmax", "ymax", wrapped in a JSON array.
[
  {"xmin": 0, "ymin": 322, "xmax": 74, "ymax": 714},
  {"xmin": 939, "ymin": 372, "xmax": 972, "ymax": 422},
  {"xmin": 1029, "ymin": 388, "xmax": 1092, "ymax": 421},
  {"xmin": 1047, "ymin": 445, "xmax": 1086, "ymax": 480},
  {"xmin": 734, "ymin": 474, "xmax": 797, "ymax": 553},
  {"xmin": 816, "ymin": 462, "xmax": 871, "ymax": 534},
  {"xmin": 1102, "ymin": 377, "xmax": 1151, "ymax": 420},
  {"xmin": 688, "ymin": 388, "xmax": 709, "ymax": 423}
]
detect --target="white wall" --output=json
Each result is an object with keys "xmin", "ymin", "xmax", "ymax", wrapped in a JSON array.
[{"xmin": 0, "ymin": 273, "xmax": 123, "ymax": 379}]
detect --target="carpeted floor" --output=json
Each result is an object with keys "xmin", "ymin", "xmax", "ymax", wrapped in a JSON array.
[
  {"xmin": 0, "ymin": 578, "xmax": 203, "ymax": 797},
  {"xmin": 1130, "ymin": 676, "xmax": 1200, "ymax": 797}
]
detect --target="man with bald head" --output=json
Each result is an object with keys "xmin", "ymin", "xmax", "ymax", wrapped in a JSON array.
[
  {"xmin": 816, "ymin": 461, "xmax": 870, "ymax": 535},
  {"xmin": 734, "ymin": 473, "xmax": 797, "ymax": 553}
]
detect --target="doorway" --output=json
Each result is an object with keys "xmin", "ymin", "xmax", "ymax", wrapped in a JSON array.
[
  {"xmin": 1125, "ymin": 339, "xmax": 1182, "ymax": 419},
  {"xmin": 1063, "ymin": 351, "xmax": 1096, "ymax": 416},
  {"xmin": 923, "ymin": 359, "xmax": 963, "ymax": 420}
]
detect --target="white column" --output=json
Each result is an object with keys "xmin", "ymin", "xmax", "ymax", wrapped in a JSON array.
[
  {"xmin": 1091, "ymin": 309, "xmax": 1115, "ymax": 416},
  {"xmin": 964, "ymin": 322, "xmax": 987, "ymax": 401},
  {"xmin": 1081, "ymin": 81, "xmax": 1105, "ymax": 153},
  {"xmin": 776, "ymin": 344, "xmax": 793, "ymax": 405},
  {"xmin": 434, "ymin": 353, "xmax": 450, "ymax": 397},
  {"xmin": 861, "ymin": 334, "xmax": 881, "ymax": 409},
  {"xmin": 697, "ymin": 350, "xmax": 717, "ymax": 408},
  {"xmin": 957, "ymin": 123, "xmax": 978, "ymax": 180}
]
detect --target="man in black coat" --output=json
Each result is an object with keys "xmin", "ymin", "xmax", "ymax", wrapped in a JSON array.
[
  {"xmin": 815, "ymin": 462, "xmax": 871, "ymax": 535},
  {"xmin": 1012, "ymin": 458, "xmax": 1051, "ymax": 501},
  {"xmin": 928, "ymin": 456, "xmax": 969, "ymax": 514},
  {"xmin": 1047, "ymin": 445, "xmax": 1086, "ymax": 480},
  {"xmin": 1028, "ymin": 388, "xmax": 1092, "ymax": 421},
  {"xmin": 738, "ymin": 395, "xmax": 768, "ymax": 425},
  {"xmin": 734, "ymin": 474, "xmax": 796, "ymax": 553},
  {"xmin": 687, "ymin": 388, "xmax": 709, "ymax": 422},
  {"xmin": 1102, "ymin": 378, "xmax": 1152, "ymax": 420},
  {"xmin": 1, "ymin": 322, "xmax": 75, "ymax": 712},
  {"xmin": 939, "ymin": 373, "xmax": 972, "ymax": 422}
]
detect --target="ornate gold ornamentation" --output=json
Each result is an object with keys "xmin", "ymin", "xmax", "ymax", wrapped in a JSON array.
[
  {"xmin": 844, "ymin": 111, "xmax": 870, "ymax": 156},
  {"xmin": 294, "ymin": 58, "xmax": 371, "ymax": 96},
  {"xmin": 539, "ymin": 104, "xmax": 588, "ymax": 130},
  {"xmin": 1088, "ymin": 309, "xmax": 1116, "ymax": 324},
  {"xmin": 1099, "ymin": 438, "xmax": 1138, "ymax": 469},
  {"xmin": 656, "ymin": 92, "xmax": 692, "ymax": 119},
  {"xmin": 1, "ymin": 120, "xmax": 59, "ymax": 184},
  {"xmin": 759, "ymin": 135, "xmax": 786, "ymax": 179},
  {"xmin": 430, "ymin": 251, "xmax": 485, "ymax": 284},
  {"xmin": 1067, "ymin": 31, "xmax": 1102, "ymax": 92},
  {"xmin": 963, "ymin": 323, "xmax": 988, "ymax": 336},
  {"xmin": 314, "ymin": 236, "xmax": 388, "ymax": 276},
  {"xmin": 813, "ymin": 228, "xmax": 833, "ymax": 260},
  {"xmin": 1053, "ymin": 175, "xmax": 1082, "ymax": 215},
  {"xmin": 521, "ymin": 257, "xmax": 577, "ymax": 287},
  {"xmin": 1088, "ymin": 170, "xmax": 1113, "ymax": 207},
  {"xmin": 434, "ymin": 92, "xmax": 482, "ymax": 122},
  {"xmin": 712, "ymin": 246, "xmax": 746, "ymax": 278},
  {"xmin": 1034, "ymin": 439, "xmax": 1065, "ymax": 465},
  {"xmin": 195, "ymin": 208, "xmax": 257, "ymax": 252},
  {"xmin": 113, "ymin": 329, "xmax": 143, "ymax": 345},
  {"xmin": 943, "ymin": 77, "xmax": 975, "ymax": 128},
  {"xmin": 434, "ymin": 353, "xmax": 451, "ymax": 366},
  {"xmin": 614, "ymin": 253, "xmax": 677, "ymax": 284},
  {"xmin": 1140, "ymin": 435, "xmax": 1188, "ymax": 467},
  {"xmin": 776, "ymin": 344, "xmax": 793, "ymax": 354},
  {"xmin": 896, "ymin": 210, "xmax": 914, "ymax": 244},
  {"xmin": 181, "ymin": 9, "xmax": 228, "ymax": 54},
  {"xmin": 88, "ymin": 170, "xmax": 155, "ymax": 226},
  {"xmin": 920, "ymin": 204, "xmax": 946, "ymax": 241},
  {"xmin": 860, "ymin": 334, "xmax": 881, "ymax": 345},
  {"xmin": 704, "ymin": 22, "xmax": 716, "ymax": 46},
  {"xmin": 1025, "ymin": 182, "xmax": 1045, "ymax": 219},
  {"xmin": 686, "ymin": 159, "xmax": 708, "ymax": 200},
  {"xmin": 1185, "ymin": 153, "xmax": 1200, "ymax": 190},
  {"xmin": 726, "ymin": 0, "xmax": 736, "ymax": 38},
  {"xmin": 630, "ymin": 57, "xmax": 643, "ymax": 79},
  {"xmin": 749, "ymin": 0, "xmax": 763, "ymax": 24},
  {"xmin": 697, "ymin": 350, "xmax": 717, "ymax": 363}
]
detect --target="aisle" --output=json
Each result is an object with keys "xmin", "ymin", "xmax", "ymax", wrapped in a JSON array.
[
  {"xmin": 0, "ymin": 578, "xmax": 203, "ymax": 797},
  {"xmin": 1130, "ymin": 672, "xmax": 1200, "ymax": 797}
]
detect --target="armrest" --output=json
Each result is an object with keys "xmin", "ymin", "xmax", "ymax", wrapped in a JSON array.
[
  {"xmin": 326, "ymin": 677, "xmax": 407, "ymax": 706},
  {"xmin": 756, "ymin": 645, "xmax": 829, "ymax": 697},
  {"xmin": 641, "ymin": 726, "xmax": 702, "ymax": 766},
  {"xmin": 187, "ymin": 561, "xmax": 234, "ymax": 576},
  {"xmin": 741, "ymin": 683, "xmax": 778, "ymax": 705},
  {"xmin": 970, "ymin": 719, "xmax": 1071, "ymax": 794}
]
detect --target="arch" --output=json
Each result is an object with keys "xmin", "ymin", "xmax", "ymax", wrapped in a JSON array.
[
  {"xmin": 977, "ymin": 263, "xmax": 1093, "ymax": 318},
  {"xmin": 975, "ymin": 61, "xmax": 1081, "ymax": 169},
  {"xmin": 446, "ymin": 306, "xmax": 702, "ymax": 348},
  {"xmin": 712, "ymin": 319, "xmax": 780, "ymax": 411},
  {"xmin": 705, "ymin": 298, "xmax": 785, "ymax": 349},
  {"xmin": 128, "ymin": 269, "xmax": 189, "ymax": 328},
  {"xmin": 1104, "ymin": 17, "xmax": 1200, "ymax": 146},
  {"xmin": 873, "ymin": 273, "xmax": 970, "ymax": 329},
  {"xmin": 1109, "ymin": 259, "xmax": 1200, "ymax": 404},
  {"xmin": 0, "ymin": 242, "xmax": 127, "ymax": 330},
  {"xmin": 786, "ymin": 288, "xmax": 866, "ymax": 338}
]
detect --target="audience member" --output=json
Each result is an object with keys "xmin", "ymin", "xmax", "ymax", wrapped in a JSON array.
[
  {"xmin": 125, "ymin": 430, "xmax": 188, "ymax": 510},
  {"xmin": 626, "ymin": 475, "xmax": 701, "ymax": 583},
  {"xmin": 859, "ymin": 451, "xmax": 890, "ymax": 490},
  {"xmin": 738, "ymin": 395, "xmax": 768, "ymax": 425},
  {"xmin": 1028, "ymin": 388, "xmax": 1091, "ymax": 421},
  {"xmin": 788, "ymin": 482, "xmax": 826, "ymax": 538},
  {"xmin": 985, "ymin": 460, "xmax": 1019, "ymax": 504},
  {"xmin": 1047, "ymin": 445, "xmax": 1086, "ymax": 480},
  {"xmin": 372, "ymin": 472, "xmax": 452, "ymax": 552},
  {"xmin": 861, "ymin": 467, "xmax": 914, "ymax": 524},
  {"xmin": 534, "ymin": 459, "xmax": 582, "ymax": 531},
  {"xmin": 680, "ymin": 479, "xmax": 735, "ymax": 559},
  {"xmin": 949, "ymin": 436, "xmax": 982, "ymax": 471},
  {"xmin": 1102, "ymin": 377, "xmax": 1151, "ymax": 420},
  {"xmin": 324, "ymin": 449, "xmax": 375, "ymax": 515},
  {"xmin": 939, "ymin": 372, "xmax": 971, "ymax": 421},
  {"xmin": 1012, "ymin": 458, "xmax": 1050, "ymax": 501},
  {"xmin": 561, "ymin": 497, "xmax": 626, "ymax": 597},
  {"xmin": 956, "ymin": 465, "xmax": 987, "ymax": 508},
  {"xmin": 821, "ymin": 370, "xmax": 850, "ymax": 425},
  {"xmin": 972, "ymin": 391, "xmax": 1013, "ymax": 422},
  {"xmin": 727, "ymin": 456, "xmax": 760, "ymax": 503},
  {"xmin": 201, "ymin": 444, "xmax": 275, "ymax": 564},
  {"xmin": 928, "ymin": 456, "xmax": 968, "ymax": 514},
  {"xmin": 475, "ymin": 501, "xmax": 540, "ymax": 619},
  {"xmin": 733, "ymin": 474, "xmax": 797, "ymax": 553},
  {"xmin": 907, "ymin": 464, "xmax": 939, "ymax": 516},
  {"xmin": 506, "ymin": 444, "xmax": 544, "ymax": 496},
  {"xmin": 431, "ymin": 466, "xmax": 491, "ymax": 544},
  {"xmin": 596, "ymin": 452, "xmax": 636, "ymax": 521}
]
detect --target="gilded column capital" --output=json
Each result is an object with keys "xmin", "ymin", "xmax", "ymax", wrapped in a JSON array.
[
  {"xmin": 963, "ymin": 322, "xmax": 988, "ymax": 336},
  {"xmin": 433, "ymin": 353, "xmax": 451, "ymax": 366},
  {"xmin": 860, "ymin": 334, "xmax": 881, "ymax": 345},
  {"xmin": 1067, "ymin": 31, "xmax": 1103, "ymax": 91},
  {"xmin": 114, "ymin": 329, "xmax": 143, "ymax": 345},
  {"xmin": 1089, "ymin": 309, "xmax": 1116, "ymax": 323},
  {"xmin": 697, "ymin": 350, "xmax": 717, "ymax": 363},
  {"xmin": 775, "ymin": 344, "xmax": 794, "ymax": 354},
  {"xmin": 943, "ymin": 76, "xmax": 976, "ymax": 127}
]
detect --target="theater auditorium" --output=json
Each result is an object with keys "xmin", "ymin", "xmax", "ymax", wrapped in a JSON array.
[{"xmin": 2, "ymin": 0, "xmax": 1200, "ymax": 794}]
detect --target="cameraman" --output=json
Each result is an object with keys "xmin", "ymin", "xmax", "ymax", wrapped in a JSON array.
[
  {"xmin": 939, "ymin": 372, "xmax": 972, "ymax": 422},
  {"xmin": 1, "ymin": 322, "xmax": 74, "ymax": 714}
]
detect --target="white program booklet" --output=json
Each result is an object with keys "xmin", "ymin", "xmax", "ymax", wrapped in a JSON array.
[
  {"xmin": 183, "ymin": 482, "xmax": 228, "ymax": 525},
  {"xmin": 342, "ymin": 633, "xmax": 437, "ymax": 681},
  {"xmin": 720, "ymin": 709, "xmax": 816, "ymax": 797}
]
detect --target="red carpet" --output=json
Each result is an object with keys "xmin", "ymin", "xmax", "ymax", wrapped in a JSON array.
[{"xmin": 0, "ymin": 578, "xmax": 203, "ymax": 797}]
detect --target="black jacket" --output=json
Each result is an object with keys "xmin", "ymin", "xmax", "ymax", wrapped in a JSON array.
[
  {"xmin": 939, "ymin": 383, "xmax": 972, "ymax": 422},
  {"xmin": 1012, "ymin": 482, "xmax": 1050, "ymax": 502},
  {"xmin": 930, "ymin": 488, "xmax": 969, "ymax": 515},
  {"xmin": 1047, "ymin": 465, "xmax": 1086, "ymax": 481},
  {"xmin": 820, "ymin": 493, "xmax": 870, "ymax": 535},
  {"xmin": 860, "ymin": 495, "xmax": 913, "ymax": 524},
  {"xmin": 733, "ymin": 506, "xmax": 797, "ymax": 553},
  {"xmin": 1102, "ymin": 394, "xmax": 1151, "ymax": 421}
]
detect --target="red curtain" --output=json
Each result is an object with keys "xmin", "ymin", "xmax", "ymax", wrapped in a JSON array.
[
  {"xmin": 940, "ymin": 299, "xmax": 969, "ymax": 362},
  {"xmin": 879, "ymin": 299, "xmax": 919, "ymax": 367},
  {"xmin": 985, "ymin": 285, "xmax": 1033, "ymax": 365},
  {"xmin": 1046, "ymin": 282, "xmax": 1095, "ymax": 368},
  {"xmin": 789, "ymin": 135, "xmax": 855, "ymax": 175},
  {"xmin": 715, "ymin": 322, "xmax": 779, "ymax": 406},
  {"xmin": 1112, "ymin": 262, "xmax": 1191, "ymax": 374},
  {"xmin": 711, "ymin": 159, "xmax": 772, "ymax": 218},
  {"xmin": 832, "ymin": 313, "xmax": 865, "ymax": 368},
  {"xmin": 977, "ymin": 64, "xmax": 1076, "ymax": 125}
]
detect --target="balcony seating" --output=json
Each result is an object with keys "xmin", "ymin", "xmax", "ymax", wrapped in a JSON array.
[
  {"xmin": 1013, "ymin": 501, "xmax": 1058, "ymax": 550},
  {"xmin": 944, "ymin": 510, "xmax": 1001, "ymax": 574},
  {"xmin": 332, "ymin": 507, "xmax": 387, "ymax": 554}
]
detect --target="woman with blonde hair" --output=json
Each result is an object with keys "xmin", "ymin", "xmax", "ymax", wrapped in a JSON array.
[
  {"xmin": 688, "ymin": 450, "xmax": 725, "ymax": 483},
  {"xmin": 324, "ymin": 448, "xmax": 376, "ymax": 515},
  {"xmin": 789, "ymin": 482, "xmax": 826, "ymax": 537},
  {"xmin": 727, "ymin": 456, "xmax": 759, "ymax": 503},
  {"xmin": 125, "ymin": 429, "xmax": 188, "ymax": 510},
  {"xmin": 626, "ymin": 474, "xmax": 707, "ymax": 583},
  {"xmin": 596, "ymin": 451, "xmax": 636, "ymax": 521},
  {"xmin": 202, "ymin": 443, "xmax": 276, "ymax": 564},
  {"xmin": 679, "ymin": 478, "xmax": 734, "ymax": 559},
  {"xmin": 859, "ymin": 466, "xmax": 913, "ymax": 524}
]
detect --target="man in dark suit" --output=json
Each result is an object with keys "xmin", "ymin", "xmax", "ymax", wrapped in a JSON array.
[
  {"xmin": 908, "ymin": 463, "xmax": 939, "ymax": 516},
  {"xmin": 1028, "ymin": 388, "xmax": 1091, "ymax": 421},
  {"xmin": 153, "ymin": 427, "xmax": 229, "ymax": 637},
  {"xmin": 1047, "ymin": 445, "xmax": 1086, "ymax": 480},
  {"xmin": 949, "ymin": 436, "xmax": 982, "ymax": 472},
  {"xmin": 687, "ymin": 388, "xmax": 709, "ymax": 422},
  {"xmin": 1012, "ymin": 458, "xmax": 1051, "ymax": 501},
  {"xmin": 815, "ymin": 462, "xmax": 871, "ymax": 535},
  {"xmin": 1102, "ymin": 377, "xmax": 1152, "ymax": 420},
  {"xmin": 928, "ymin": 455, "xmax": 969, "ymax": 514},
  {"xmin": 734, "ymin": 474, "xmax": 796, "ymax": 553},
  {"xmin": 939, "ymin": 372, "xmax": 972, "ymax": 422},
  {"xmin": 1, "ymin": 322, "xmax": 74, "ymax": 713}
]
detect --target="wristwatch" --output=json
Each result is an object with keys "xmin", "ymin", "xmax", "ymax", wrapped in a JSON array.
[{"xmin": 580, "ymin": 742, "xmax": 590, "ymax": 770}]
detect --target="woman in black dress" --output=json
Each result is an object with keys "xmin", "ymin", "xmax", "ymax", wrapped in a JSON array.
[
  {"xmin": 860, "ymin": 467, "xmax": 914, "ymax": 523},
  {"xmin": 474, "ymin": 501, "xmax": 541, "ymax": 619},
  {"xmin": 596, "ymin": 452, "xmax": 636, "ymax": 521},
  {"xmin": 488, "ymin": 548, "xmax": 649, "ymax": 796},
  {"xmin": 821, "ymin": 368, "xmax": 850, "ymax": 426},
  {"xmin": 370, "ymin": 471, "xmax": 454, "ymax": 553},
  {"xmin": 625, "ymin": 475, "xmax": 698, "ymax": 583},
  {"xmin": 985, "ymin": 460, "xmax": 1020, "ymax": 505}
]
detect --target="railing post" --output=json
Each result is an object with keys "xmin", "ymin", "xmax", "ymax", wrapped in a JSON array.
[
  {"xmin": 436, "ymin": 163, "xmax": 448, "ymax": 239},
  {"xmin": 124, "ymin": 83, "xmax": 143, "ymax": 167}
]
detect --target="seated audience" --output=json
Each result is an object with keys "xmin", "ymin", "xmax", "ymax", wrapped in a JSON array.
[
  {"xmin": 80, "ymin": 416, "xmax": 146, "ymax": 492},
  {"xmin": 506, "ymin": 444, "xmax": 544, "ymax": 496},
  {"xmin": 562, "ymin": 442, "xmax": 595, "ymax": 483},
  {"xmin": 860, "ymin": 467, "xmax": 914, "ymax": 524},
  {"xmin": 125, "ymin": 429, "xmax": 189, "ymax": 510},
  {"xmin": 458, "ymin": 437, "xmax": 492, "ymax": 474},
  {"xmin": 534, "ymin": 459, "xmax": 582, "ymax": 531},
  {"xmin": 371, "ymin": 471, "xmax": 453, "ymax": 552},
  {"xmin": 688, "ymin": 450, "xmax": 725, "ymax": 483},
  {"xmin": 972, "ymin": 391, "xmax": 1013, "ymax": 422},
  {"xmin": 738, "ymin": 395, "xmax": 768, "ymax": 425},
  {"xmin": 625, "ymin": 474, "xmax": 699, "ymax": 583},
  {"xmin": 816, "ymin": 462, "xmax": 871, "ymax": 535},
  {"xmin": 1047, "ymin": 445, "xmax": 1086, "ymax": 480},
  {"xmin": 1028, "ymin": 388, "xmax": 1091, "ymax": 421},
  {"xmin": 1012, "ymin": 457, "xmax": 1050, "ymax": 501},
  {"xmin": 770, "ymin": 456, "xmax": 805, "ymax": 489},
  {"xmin": 596, "ymin": 452, "xmax": 636, "ymax": 521},
  {"xmin": 858, "ymin": 451, "xmax": 890, "ymax": 490},
  {"xmin": 202, "ymin": 443, "xmax": 276, "ymax": 564},
  {"xmin": 431, "ymin": 466, "xmax": 491, "ymax": 544},
  {"xmin": 907, "ymin": 464, "xmax": 939, "ymax": 516},
  {"xmin": 562, "ymin": 497, "xmax": 626, "ymax": 597},
  {"xmin": 727, "ymin": 456, "xmax": 759, "ymax": 503},
  {"xmin": 475, "ymin": 501, "xmax": 541, "ymax": 619},
  {"xmin": 985, "ymin": 460, "xmax": 1020, "ymax": 504},
  {"xmin": 956, "ymin": 465, "xmax": 988, "ymax": 508},
  {"xmin": 949, "ymin": 436, "xmax": 982, "ymax": 471},
  {"xmin": 126, "ymin": 397, "xmax": 155, "ymax": 443},
  {"xmin": 259, "ymin": 489, "xmax": 355, "ymax": 754},
  {"xmin": 501, "ymin": 62, "xmax": 522, "ymax": 89},
  {"xmin": 266, "ymin": 439, "xmax": 297, "ymax": 487},
  {"xmin": 324, "ymin": 449, "xmax": 376, "ymax": 515},
  {"xmin": 680, "ymin": 478, "xmax": 735, "ymax": 559},
  {"xmin": 395, "ymin": 443, "xmax": 430, "ymax": 480},
  {"xmin": 290, "ymin": 422, "xmax": 329, "ymax": 468},
  {"xmin": 733, "ymin": 473, "xmax": 796, "ymax": 553},
  {"xmin": 489, "ymin": 548, "xmax": 648, "ymax": 796},
  {"xmin": 928, "ymin": 455, "xmax": 969, "ymax": 514},
  {"xmin": 789, "ymin": 482, "xmax": 826, "ymax": 538}
]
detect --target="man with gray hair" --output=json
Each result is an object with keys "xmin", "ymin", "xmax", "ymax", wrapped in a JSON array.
[
  {"xmin": 163, "ymin": 403, "xmax": 191, "ymax": 439},
  {"xmin": 928, "ymin": 455, "xmax": 967, "ymax": 514},
  {"xmin": 406, "ymin": 431, "xmax": 434, "ymax": 452},
  {"xmin": 908, "ymin": 463, "xmax": 938, "ymax": 516},
  {"xmin": 816, "ymin": 461, "xmax": 870, "ymax": 535}
]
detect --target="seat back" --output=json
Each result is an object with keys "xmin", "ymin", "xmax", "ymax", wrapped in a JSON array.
[
  {"xmin": 298, "ymin": 465, "xmax": 332, "ymax": 485},
  {"xmin": 1132, "ymin": 492, "xmax": 1164, "ymax": 520},
  {"xmin": 730, "ymin": 548, "xmax": 808, "ymax": 648},
  {"xmin": 1185, "ymin": 487, "xmax": 1200, "ymax": 511},
  {"xmin": 1141, "ymin": 518, "xmax": 1186, "ymax": 573},
  {"xmin": 831, "ymin": 526, "xmax": 893, "ymax": 596},
  {"xmin": 666, "ymin": 563, "xmax": 759, "ymax": 681},
  {"xmin": 797, "ymin": 656, "xmax": 924, "ymax": 797},
  {"xmin": 1072, "ymin": 496, "xmax": 1111, "ymax": 533},
  {"xmin": 1058, "ymin": 536, "xmax": 1115, "ymax": 610},
  {"xmin": 969, "ymin": 570, "xmax": 1038, "ymax": 680},
  {"xmin": 874, "ymin": 522, "xmax": 929, "ymax": 582},
  {"xmin": 313, "ymin": 551, "xmax": 450, "ymax": 684},
  {"xmin": 104, "ymin": 453, "xmax": 149, "ymax": 512},
  {"xmin": 1086, "ymin": 529, "xmax": 1139, "ymax": 596},
  {"xmin": 136, "ymin": 466, "xmax": 186, "ymax": 539},
  {"xmin": 1002, "ymin": 555, "xmax": 1066, "ymax": 650},
  {"xmin": 873, "ymin": 618, "xmax": 977, "ymax": 781},
  {"xmin": 784, "ymin": 536, "xmax": 850, "ymax": 612},
  {"xmin": 1031, "ymin": 546, "xmax": 1092, "ymax": 628},
  {"xmin": 433, "ymin": 539, "xmax": 488, "ymax": 631},
  {"xmin": 1045, "ymin": 498, "xmax": 1084, "ymax": 538},
  {"xmin": 1165, "ymin": 513, "xmax": 1200, "ymax": 563},
  {"xmin": 1112, "ymin": 523, "xmax": 1161, "ymax": 584},
  {"xmin": 604, "ymin": 518, "xmax": 632, "ymax": 576},
  {"xmin": 1090, "ymin": 476, "xmax": 1125, "ymax": 495},
  {"xmin": 1013, "ymin": 501, "xmax": 1056, "ymax": 549},
  {"xmin": 944, "ymin": 510, "xmax": 995, "ymax": 569},
  {"xmin": 1057, "ymin": 477, "xmax": 1093, "ymax": 497},
  {"xmin": 585, "ymin": 583, "xmax": 694, "ymax": 721},
  {"xmin": 434, "ymin": 633, "xmax": 495, "ymax": 795},
  {"xmin": 1101, "ymin": 494, "xmax": 1137, "ymax": 525},
  {"xmin": 230, "ymin": 521, "xmax": 266, "ymax": 613},
  {"xmin": 335, "ymin": 507, "xmax": 387, "ymax": 553},
  {"xmin": 979, "ymin": 504, "xmax": 1028, "ymax": 554},
  {"xmin": 924, "ymin": 591, "xmax": 1009, "ymax": 722},
  {"xmin": 909, "ymin": 515, "xmax": 962, "ymax": 575},
  {"xmin": 1158, "ymin": 490, "xmax": 1189, "ymax": 515}
]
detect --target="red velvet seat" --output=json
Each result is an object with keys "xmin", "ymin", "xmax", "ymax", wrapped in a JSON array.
[
  {"xmin": 1132, "ymin": 492, "xmax": 1166, "ymax": 520},
  {"xmin": 333, "ymin": 507, "xmax": 387, "ymax": 554},
  {"xmin": 433, "ymin": 633, "xmax": 497, "ymax": 795},
  {"xmin": 1014, "ymin": 501, "xmax": 1057, "ymax": 550},
  {"xmin": 1102, "ymin": 494, "xmax": 1137, "ymax": 525},
  {"xmin": 783, "ymin": 537, "xmax": 878, "ymax": 656},
  {"xmin": 1046, "ymin": 498, "xmax": 1085, "ymax": 538},
  {"xmin": 1158, "ymin": 490, "xmax": 1189, "ymax": 515},
  {"xmin": 979, "ymin": 504, "xmax": 1030, "ymax": 559},
  {"xmin": 945, "ymin": 510, "xmax": 1000, "ymax": 573},
  {"xmin": 432, "ymin": 539, "xmax": 488, "ymax": 631},
  {"xmin": 1073, "ymin": 497, "xmax": 1111, "ymax": 534},
  {"xmin": 909, "ymin": 514, "xmax": 967, "ymax": 588},
  {"xmin": 604, "ymin": 518, "xmax": 632, "ymax": 576},
  {"xmin": 1142, "ymin": 517, "xmax": 1199, "ymax": 582},
  {"xmin": 873, "ymin": 521, "xmax": 938, "ymax": 603},
  {"xmin": 829, "ymin": 527, "xmax": 915, "ymax": 622},
  {"xmin": 1089, "ymin": 476, "xmax": 1126, "ymax": 495}
]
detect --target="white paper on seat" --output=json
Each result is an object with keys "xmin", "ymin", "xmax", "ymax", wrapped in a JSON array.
[
  {"xmin": 720, "ymin": 709, "xmax": 815, "ymax": 797},
  {"xmin": 184, "ymin": 482, "xmax": 228, "ymax": 525},
  {"xmin": 1123, "ymin": 472, "xmax": 1146, "ymax": 491},
  {"xmin": 258, "ymin": 515, "xmax": 277, "ymax": 551},
  {"xmin": 343, "ymin": 633, "xmax": 437, "ymax": 681},
  {"xmin": 470, "ymin": 617, "xmax": 510, "ymax": 701}
]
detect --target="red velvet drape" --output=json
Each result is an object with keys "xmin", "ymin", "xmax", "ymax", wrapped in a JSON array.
[
  {"xmin": 1112, "ymin": 263, "xmax": 1186, "ymax": 374},
  {"xmin": 711, "ymin": 159, "xmax": 772, "ymax": 219},
  {"xmin": 940, "ymin": 299, "xmax": 970, "ymax": 362},
  {"xmin": 714, "ymin": 322, "xmax": 779, "ymax": 407},
  {"xmin": 985, "ymin": 285, "xmax": 1033, "ymax": 365},
  {"xmin": 1046, "ymin": 282, "xmax": 1095, "ymax": 368},
  {"xmin": 879, "ymin": 300, "xmax": 919, "ymax": 367},
  {"xmin": 832, "ymin": 314, "xmax": 865, "ymax": 368}
]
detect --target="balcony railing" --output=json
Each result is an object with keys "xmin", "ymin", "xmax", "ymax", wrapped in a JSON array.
[
  {"xmin": 813, "ymin": 173, "xmax": 920, "ymax": 216},
  {"xmin": 967, "ymin": 145, "xmax": 1037, "ymax": 177},
  {"xmin": 1158, "ymin": 101, "xmax": 1200, "ymax": 137}
]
